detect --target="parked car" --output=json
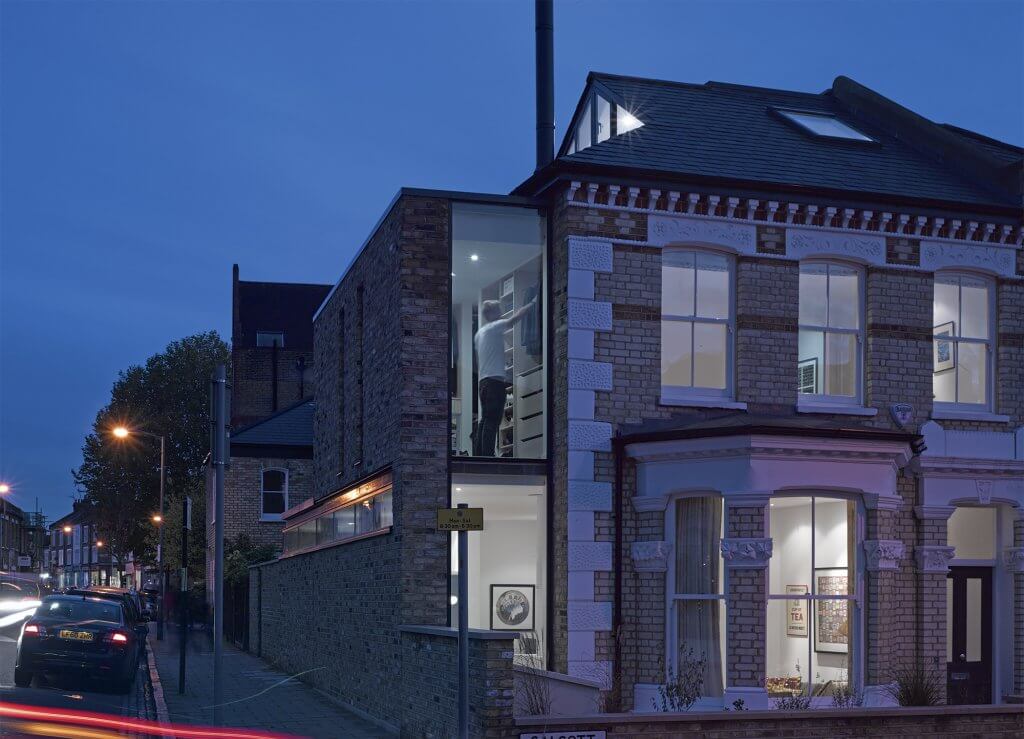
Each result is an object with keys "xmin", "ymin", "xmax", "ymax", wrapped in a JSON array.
[
  {"xmin": 15, "ymin": 594, "xmax": 140, "ymax": 692},
  {"xmin": 65, "ymin": 587, "xmax": 150, "ymax": 654}
]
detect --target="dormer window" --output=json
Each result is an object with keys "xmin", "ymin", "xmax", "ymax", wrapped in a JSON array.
[
  {"xmin": 776, "ymin": 109, "xmax": 873, "ymax": 142},
  {"xmin": 565, "ymin": 90, "xmax": 644, "ymax": 155}
]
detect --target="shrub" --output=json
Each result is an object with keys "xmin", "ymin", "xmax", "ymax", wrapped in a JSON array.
[
  {"xmin": 885, "ymin": 662, "xmax": 942, "ymax": 706},
  {"xmin": 653, "ymin": 646, "xmax": 708, "ymax": 712}
]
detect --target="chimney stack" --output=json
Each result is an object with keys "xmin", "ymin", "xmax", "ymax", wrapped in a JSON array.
[{"xmin": 535, "ymin": 0, "xmax": 554, "ymax": 170}]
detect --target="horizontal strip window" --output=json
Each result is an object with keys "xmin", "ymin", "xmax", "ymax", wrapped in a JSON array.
[{"xmin": 282, "ymin": 486, "xmax": 392, "ymax": 557}]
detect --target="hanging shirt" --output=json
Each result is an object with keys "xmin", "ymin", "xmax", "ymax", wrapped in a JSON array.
[{"xmin": 475, "ymin": 318, "xmax": 512, "ymax": 381}]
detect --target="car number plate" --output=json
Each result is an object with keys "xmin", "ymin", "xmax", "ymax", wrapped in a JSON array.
[{"xmin": 59, "ymin": 630, "xmax": 93, "ymax": 641}]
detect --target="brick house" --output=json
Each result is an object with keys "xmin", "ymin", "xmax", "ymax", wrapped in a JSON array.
[
  {"xmin": 203, "ymin": 267, "xmax": 329, "ymax": 606},
  {"xmin": 249, "ymin": 72, "xmax": 1023, "ymax": 733}
]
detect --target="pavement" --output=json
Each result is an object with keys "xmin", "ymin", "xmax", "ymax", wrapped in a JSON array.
[
  {"xmin": 148, "ymin": 625, "xmax": 391, "ymax": 738},
  {"xmin": 0, "ymin": 614, "xmax": 154, "ymax": 736}
]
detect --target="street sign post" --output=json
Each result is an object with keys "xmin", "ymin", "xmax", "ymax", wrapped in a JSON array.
[
  {"xmin": 437, "ymin": 504, "xmax": 483, "ymax": 739},
  {"xmin": 179, "ymin": 495, "xmax": 190, "ymax": 694}
]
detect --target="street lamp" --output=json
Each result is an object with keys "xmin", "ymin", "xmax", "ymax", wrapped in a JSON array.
[
  {"xmin": 111, "ymin": 425, "xmax": 167, "ymax": 641},
  {"xmin": 0, "ymin": 483, "xmax": 10, "ymax": 571},
  {"xmin": 63, "ymin": 526, "xmax": 72, "ymax": 534}
]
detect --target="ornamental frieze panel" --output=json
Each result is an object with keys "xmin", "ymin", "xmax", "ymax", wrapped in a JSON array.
[
  {"xmin": 721, "ymin": 537, "xmax": 773, "ymax": 568},
  {"xmin": 864, "ymin": 539, "xmax": 906, "ymax": 571},
  {"xmin": 648, "ymin": 214, "xmax": 757, "ymax": 253},
  {"xmin": 920, "ymin": 240, "xmax": 1015, "ymax": 278},
  {"xmin": 786, "ymin": 228, "xmax": 886, "ymax": 265}
]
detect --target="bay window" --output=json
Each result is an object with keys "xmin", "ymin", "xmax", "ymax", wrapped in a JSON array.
[
  {"xmin": 798, "ymin": 262, "xmax": 863, "ymax": 404},
  {"xmin": 933, "ymin": 273, "xmax": 993, "ymax": 409},
  {"xmin": 670, "ymin": 496, "xmax": 725, "ymax": 698},
  {"xmin": 661, "ymin": 250, "xmax": 733, "ymax": 403},
  {"xmin": 767, "ymin": 496, "xmax": 860, "ymax": 702}
]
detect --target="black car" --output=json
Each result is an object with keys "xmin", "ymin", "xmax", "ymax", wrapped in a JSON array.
[
  {"xmin": 65, "ymin": 587, "xmax": 150, "ymax": 653},
  {"xmin": 15, "ymin": 594, "xmax": 139, "ymax": 693}
]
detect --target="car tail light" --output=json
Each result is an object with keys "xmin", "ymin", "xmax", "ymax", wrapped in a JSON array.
[
  {"xmin": 23, "ymin": 622, "xmax": 45, "ymax": 636},
  {"xmin": 110, "ymin": 632, "xmax": 128, "ymax": 643}
]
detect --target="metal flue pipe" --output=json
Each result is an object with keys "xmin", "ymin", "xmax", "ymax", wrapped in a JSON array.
[{"xmin": 535, "ymin": 0, "xmax": 554, "ymax": 170}]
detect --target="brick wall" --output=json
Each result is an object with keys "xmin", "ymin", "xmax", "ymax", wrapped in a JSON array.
[{"xmin": 231, "ymin": 347, "xmax": 313, "ymax": 427}]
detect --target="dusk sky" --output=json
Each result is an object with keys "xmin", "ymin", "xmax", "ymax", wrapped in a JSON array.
[{"xmin": 1, "ymin": 0, "xmax": 1021, "ymax": 519}]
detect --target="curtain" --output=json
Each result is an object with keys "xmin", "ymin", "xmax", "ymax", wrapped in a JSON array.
[{"xmin": 675, "ymin": 497, "xmax": 723, "ymax": 697}]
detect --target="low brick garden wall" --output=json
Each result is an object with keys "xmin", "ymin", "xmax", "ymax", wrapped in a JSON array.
[{"xmin": 517, "ymin": 704, "xmax": 1024, "ymax": 737}]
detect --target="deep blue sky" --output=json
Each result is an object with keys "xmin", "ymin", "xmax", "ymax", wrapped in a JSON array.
[{"xmin": 1, "ymin": 0, "xmax": 1021, "ymax": 519}]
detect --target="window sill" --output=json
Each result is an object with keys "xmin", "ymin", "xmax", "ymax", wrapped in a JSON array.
[
  {"xmin": 931, "ymin": 409, "xmax": 1010, "ymax": 423},
  {"xmin": 660, "ymin": 396, "xmax": 747, "ymax": 411},
  {"xmin": 797, "ymin": 402, "xmax": 878, "ymax": 417}
]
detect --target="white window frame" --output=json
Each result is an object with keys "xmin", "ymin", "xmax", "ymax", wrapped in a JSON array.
[
  {"xmin": 766, "ymin": 494, "xmax": 864, "ymax": 706},
  {"xmin": 796, "ymin": 260, "xmax": 866, "ymax": 411},
  {"xmin": 665, "ymin": 492, "xmax": 727, "ymax": 709},
  {"xmin": 660, "ymin": 247, "xmax": 738, "ymax": 408},
  {"xmin": 260, "ymin": 467, "xmax": 289, "ymax": 522},
  {"xmin": 932, "ymin": 271, "xmax": 995, "ymax": 414}
]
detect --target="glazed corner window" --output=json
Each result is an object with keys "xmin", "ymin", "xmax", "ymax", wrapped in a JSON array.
[
  {"xmin": 671, "ymin": 497, "xmax": 725, "ymax": 699},
  {"xmin": 660, "ymin": 249, "xmax": 733, "ymax": 401},
  {"xmin": 450, "ymin": 203, "xmax": 546, "ymax": 459},
  {"xmin": 260, "ymin": 469, "xmax": 288, "ymax": 520},
  {"xmin": 256, "ymin": 331, "xmax": 284, "ymax": 348},
  {"xmin": 933, "ymin": 273, "xmax": 992, "ymax": 408},
  {"xmin": 798, "ymin": 263, "xmax": 863, "ymax": 402},
  {"xmin": 767, "ymin": 496, "xmax": 859, "ymax": 702},
  {"xmin": 566, "ymin": 91, "xmax": 644, "ymax": 154}
]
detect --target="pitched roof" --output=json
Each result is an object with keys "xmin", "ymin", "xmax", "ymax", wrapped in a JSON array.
[
  {"xmin": 230, "ymin": 398, "xmax": 315, "ymax": 448},
  {"xmin": 522, "ymin": 72, "xmax": 1021, "ymax": 213}
]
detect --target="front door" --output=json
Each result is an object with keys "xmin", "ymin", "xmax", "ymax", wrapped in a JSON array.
[{"xmin": 946, "ymin": 566, "xmax": 992, "ymax": 704}]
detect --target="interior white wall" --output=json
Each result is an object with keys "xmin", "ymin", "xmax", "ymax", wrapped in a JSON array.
[
  {"xmin": 767, "ymin": 499, "xmax": 850, "ymax": 689},
  {"xmin": 948, "ymin": 507, "xmax": 997, "ymax": 559}
]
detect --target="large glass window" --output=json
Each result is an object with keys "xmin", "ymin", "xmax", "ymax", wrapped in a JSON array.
[
  {"xmin": 798, "ymin": 263, "xmax": 862, "ymax": 402},
  {"xmin": 450, "ymin": 476, "xmax": 546, "ymax": 667},
  {"xmin": 281, "ymin": 474, "xmax": 393, "ymax": 557},
  {"xmin": 661, "ymin": 249, "xmax": 733, "ymax": 401},
  {"xmin": 670, "ymin": 496, "xmax": 725, "ymax": 699},
  {"xmin": 451, "ymin": 204, "xmax": 546, "ymax": 459},
  {"xmin": 933, "ymin": 273, "xmax": 993, "ymax": 408},
  {"xmin": 767, "ymin": 496, "xmax": 859, "ymax": 702}
]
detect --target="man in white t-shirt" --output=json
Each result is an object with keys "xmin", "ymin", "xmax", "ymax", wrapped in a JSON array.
[{"xmin": 474, "ymin": 297, "xmax": 536, "ymax": 456}]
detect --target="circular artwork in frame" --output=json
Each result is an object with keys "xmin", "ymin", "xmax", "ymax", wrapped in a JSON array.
[{"xmin": 490, "ymin": 584, "xmax": 535, "ymax": 631}]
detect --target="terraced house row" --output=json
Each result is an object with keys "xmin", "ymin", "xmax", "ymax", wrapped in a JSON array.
[{"xmin": 244, "ymin": 69, "xmax": 1024, "ymax": 735}]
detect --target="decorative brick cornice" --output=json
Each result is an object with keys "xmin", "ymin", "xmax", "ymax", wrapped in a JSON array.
[
  {"xmin": 864, "ymin": 540, "xmax": 905, "ymax": 571},
  {"xmin": 721, "ymin": 537, "xmax": 773, "ymax": 568},
  {"xmin": 612, "ymin": 303, "xmax": 659, "ymax": 322},
  {"xmin": 564, "ymin": 181, "xmax": 1022, "ymax": 275},
  {"xmin": 1003, "ymin": 547, "xmax": 1024, "ymax": 573},
  {"xmin": 916, "ymin": 545, "xmax": 955, "ymax": 573},
  {"xmin": 631, "ymin": 541, "xmax": 672, "ymax": 572},
  {"xmin": 736, "ymin": 316, "xmax": 798, "ymax": 332}
]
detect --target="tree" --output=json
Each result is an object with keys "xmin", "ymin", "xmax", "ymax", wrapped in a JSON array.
[{"xmin": 73, "ymin": 331, "xmax": 229, "ymax": 584}]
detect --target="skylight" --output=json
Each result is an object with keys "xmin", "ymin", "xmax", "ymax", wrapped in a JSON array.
[
  {"xmin": 567, "ymin": 92, "xmax": 644, "ymax": 155},
  {"xmin": 778, "ymin": 110, "xmax": 873, "ymax": 142}
]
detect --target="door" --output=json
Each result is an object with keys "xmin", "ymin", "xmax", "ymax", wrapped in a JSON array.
[{"xmin": 946, "ymin": 566, "xmax": 992, "ymax": 704}]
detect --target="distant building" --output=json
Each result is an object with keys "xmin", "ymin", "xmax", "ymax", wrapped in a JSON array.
[
  {"xmin": 44, "ymin": 504, "xmax": 137, "ymax": 589},
  {"xmin": 204, "ymin": 267, "xmax": 328, "ymax": 610},
  {"xmin": 0, "ymin": 498, "xmax": 42, "ymax": 573}
]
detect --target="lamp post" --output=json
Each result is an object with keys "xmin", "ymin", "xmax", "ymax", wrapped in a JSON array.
[
  {"xmin": 113, "ymin": 426, "xmax": 166, "ymax": 640},
  {"xmin": 0, "ymin": 483, "xmax": 10, "ymax": 571}
]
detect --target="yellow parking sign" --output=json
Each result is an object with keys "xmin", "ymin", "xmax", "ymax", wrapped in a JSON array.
[{"xmin": 437, "ymin": 507, "xmax": 484, "ymax": 531}]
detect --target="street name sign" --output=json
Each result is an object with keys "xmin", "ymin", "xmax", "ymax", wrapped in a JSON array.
[
  {"xmin": 436, "ymin": 507, "xmax": 483, "ymax": 531},
  {"xmin": 520, "ymin": 732, "xmax": 606, "ymax": 739}
]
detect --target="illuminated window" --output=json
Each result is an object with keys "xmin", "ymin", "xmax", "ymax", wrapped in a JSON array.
[
  {"xmin": 256, "ymin": 331, "xmax": 284, "ymax": 348},
  {"xmin": 933, "ymin": 273, "xmax": 993, "ymax": 409},
  {"xmin": 566, "ymin": 92, "xmax": 644, "ymax": 154},
  {"xmin": 798, "ymin": 262, "xmax": 863, "ymax": 403}
]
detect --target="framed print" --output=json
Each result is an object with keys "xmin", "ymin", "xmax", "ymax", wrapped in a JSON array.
[
  {"xmin": 933, "ymin": 322, "xmax": 955, "ymax": 373},
  {"xmin": 786, "ymin": 584, "xmax": 808, "ymax": 637},
  {"xmin": 797, "ymin": 358, "xmax": 818, "ymax": 395},
  {"xmin": 814, "ymin": 568, "xmax": 849, "ymax": 654},
  {"xmin": 490, "ymin": 584, "xmax": 535, "ymax": 631}
]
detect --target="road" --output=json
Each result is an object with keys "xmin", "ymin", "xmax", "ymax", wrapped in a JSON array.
[{"xmin": 0, "ymin": 614, "xmax": 154, "ymax": 737}]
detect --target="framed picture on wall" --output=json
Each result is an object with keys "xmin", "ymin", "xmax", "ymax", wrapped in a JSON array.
[
  {"xmin": 786, "ymin": 584, "xmax": 808, "ymax": 637},
  {"xmin": 814, "ymin": 568, "xmax": 849, "ymax": 654},
  {"xmin": 490, "ymin": 584, "xmax": 535, "ymax": 631},
  {"xmin": 797, "ymin": 358, "xmax": 818, "ymax": 395},
  {"xmin": 933, "ymin": 322, "xmax": 955, "ymax": 373}
]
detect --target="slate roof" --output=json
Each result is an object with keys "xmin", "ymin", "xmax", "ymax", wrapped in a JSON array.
[
  {"xmin": 230, "ymin": 398, "xmax": 314, "ymax": 447},
  {"xmin": 530, "ymin": 72, "xmax": 1021, "ymax": 212}
]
